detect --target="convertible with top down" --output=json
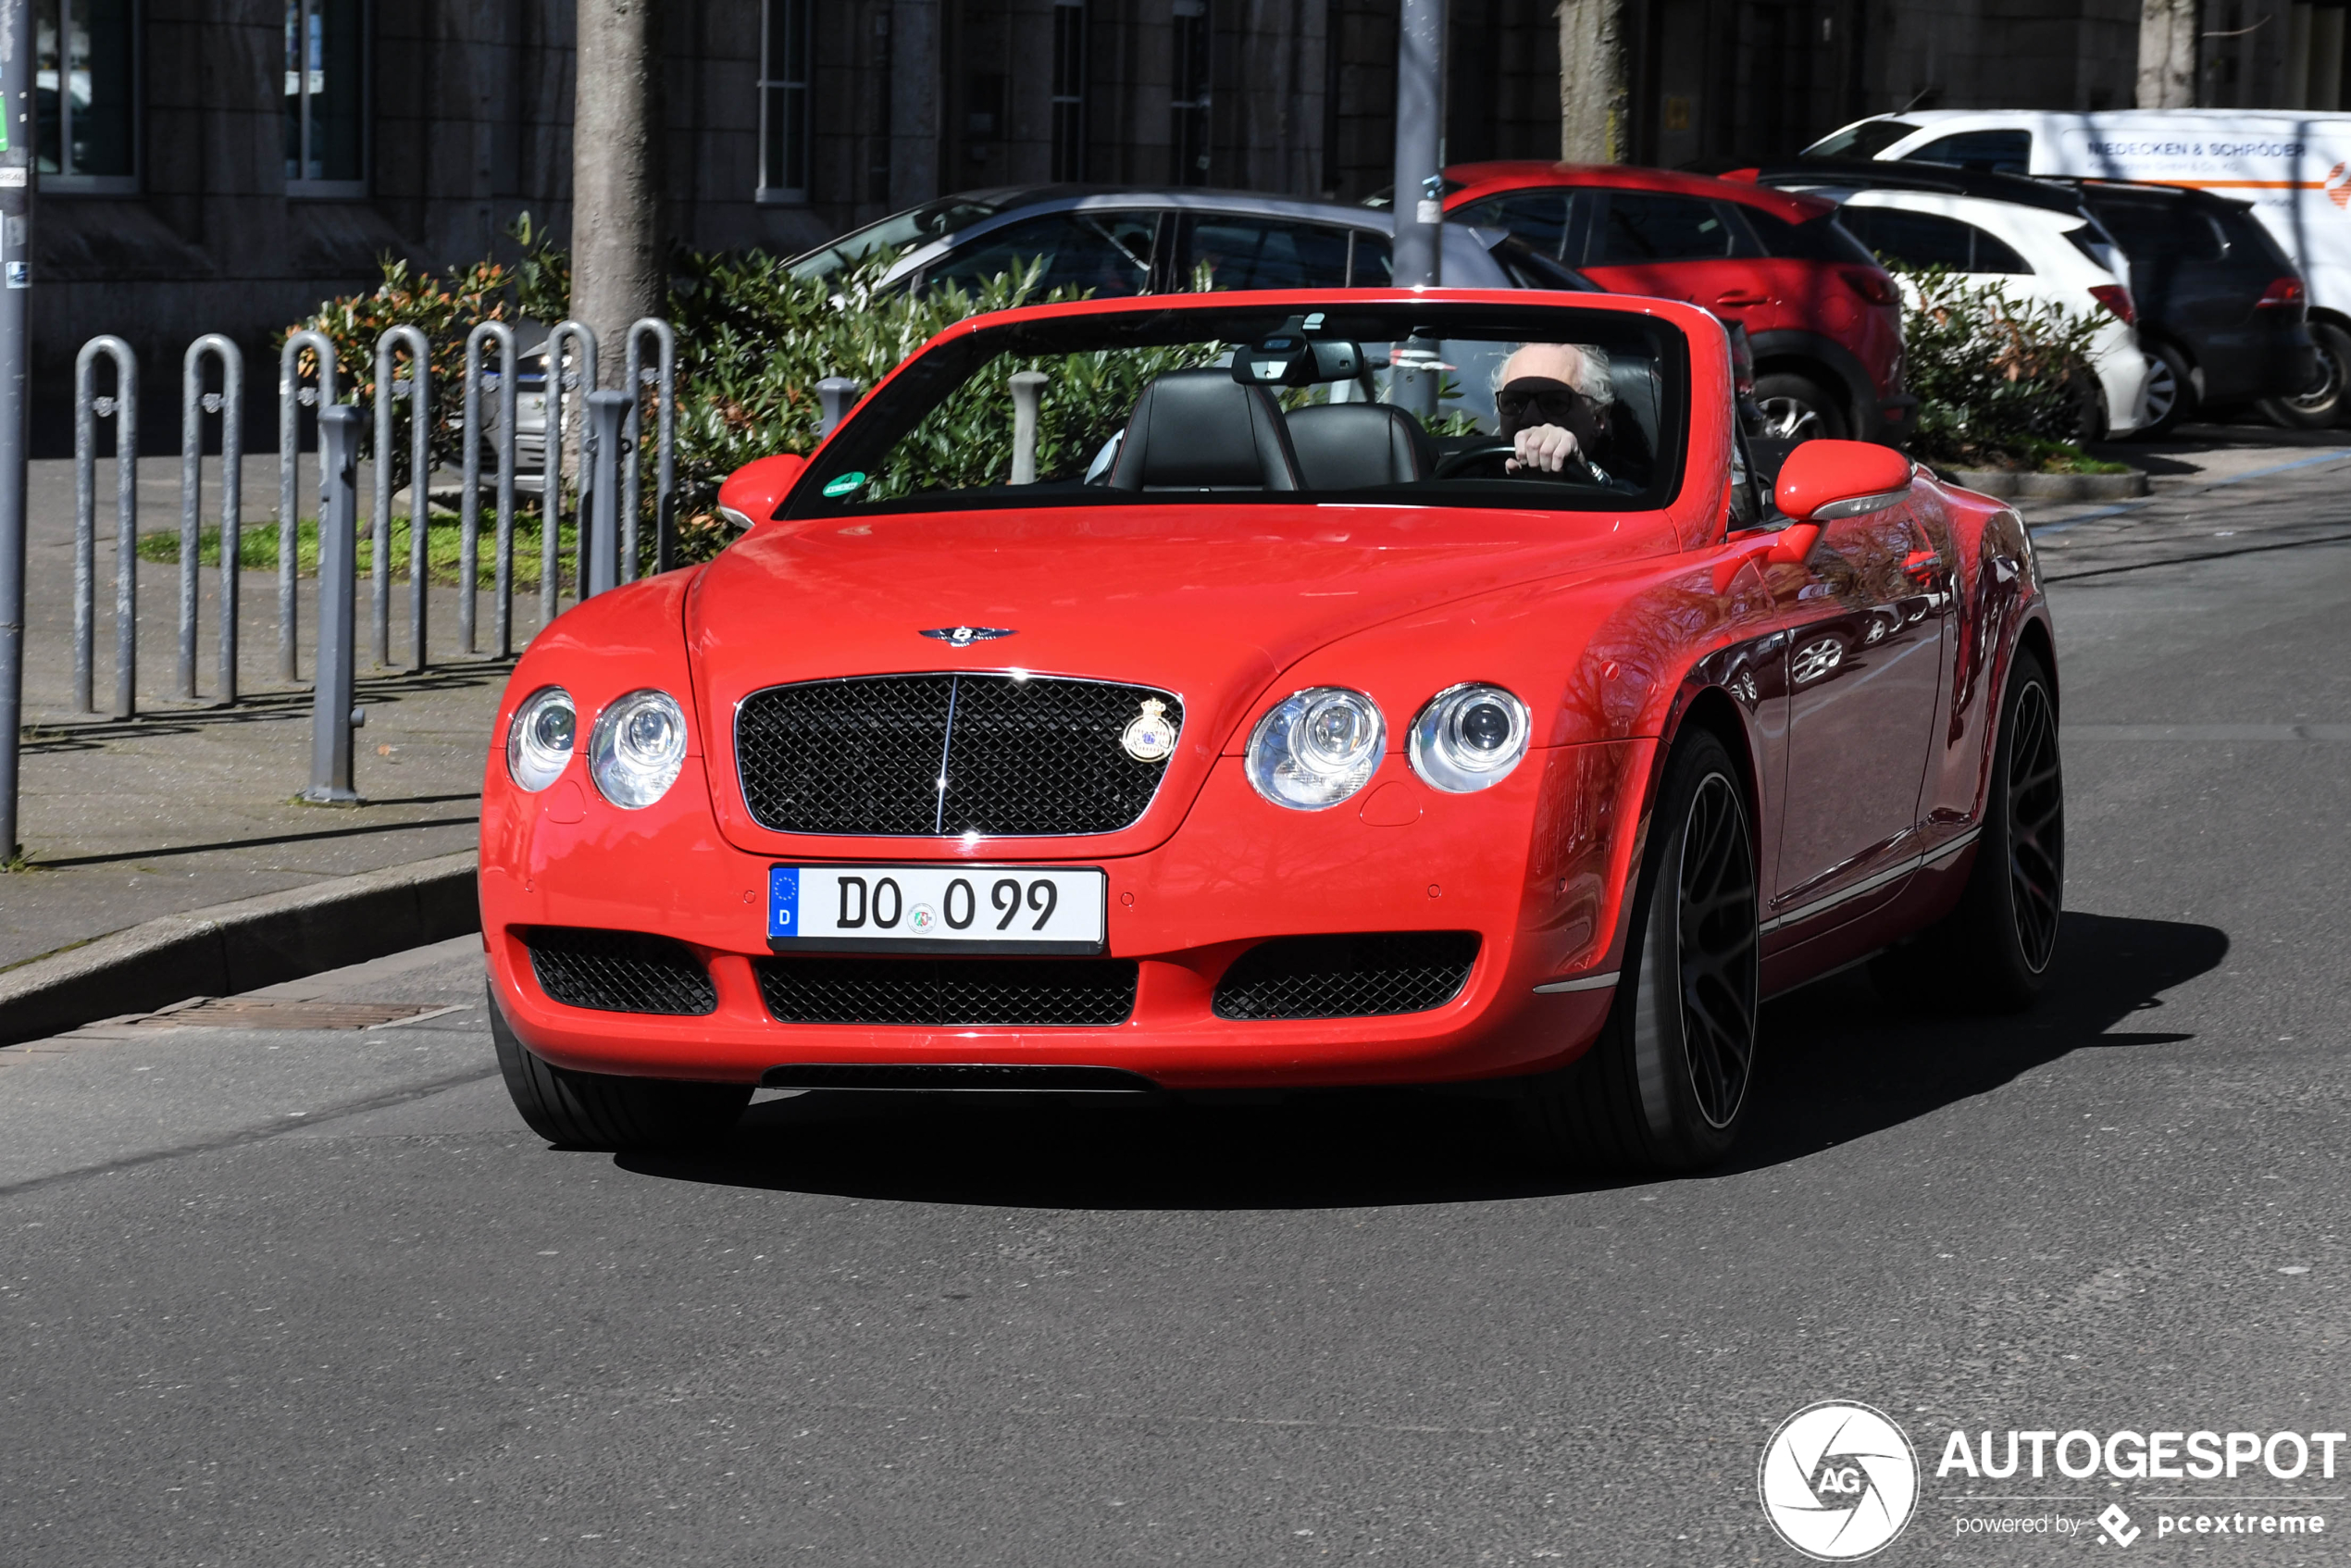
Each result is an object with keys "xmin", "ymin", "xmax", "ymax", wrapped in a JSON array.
[{"xmin": 479, "ymin": 288, "xmax": 2062, "ymax": 1170}]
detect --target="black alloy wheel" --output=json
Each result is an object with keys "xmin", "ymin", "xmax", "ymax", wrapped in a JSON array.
[
  {"xmin": 1674, "ymin": 772, "xmax": 1762, "ymax": 1129},
  {"xmin": 1751, "ymin": 370, "xmax": 1848, "ymax": 442},
  {"xmin": 2003, "ymin": 673, "xmax": 2064, "ymax": 975},
  {"xmin": 2261, "ymin": 320, "xmax": 2351, "ymax": 429},
  {"xmin": 1513, "ymin": 729, "xmax": 1760, "ymax": 1171},
  {"xmin": 2135, "ymin": 342, "xmax": 2195, "ymax": 436}
]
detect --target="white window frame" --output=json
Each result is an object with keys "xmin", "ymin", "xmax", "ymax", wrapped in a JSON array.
[
  {"xmin": 284, "ymin": 0, "xmax": 369, "ymax": 200},
  {"xmin": 757, "ymin": 0, "xmax": 814, "ymax": 205},
  {"xmin": 37, "ymin": 0, "xmax": 141, "ymax": 195}
]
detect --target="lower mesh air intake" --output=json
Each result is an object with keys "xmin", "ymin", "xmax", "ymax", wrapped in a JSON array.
[
  {"xmin": 526, "ymin": 927, "xmax": 717, "ymax": 1016},
  {"xmin": 1212, "ymin": 932, "xmax": 1481, "ymax": 1019},
  {"xmin": 756, "ymin": 956, "xmax": 1139, "ymax": 1027}
]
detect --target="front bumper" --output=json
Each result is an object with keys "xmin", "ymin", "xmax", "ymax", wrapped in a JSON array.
[{"xmin": 479, "ymin": 740, "xmax": 1653, "ymax": 1090}]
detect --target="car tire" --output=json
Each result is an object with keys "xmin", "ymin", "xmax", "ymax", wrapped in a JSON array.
[
  {"xmin": 489, "ymin": 986, "xmax": 753, "ymax": 1151},
  {"xmin": 1751, "ymin": 372, "xmax": 1848, "ymax": 443},
  {"xmin": 1870, "ymin": 648, "xmax": 2063, "ymax": 1011},
  {"xmin": 1512, "ymin": 729, "xmax": 1760, "ymax": 1173},
  {"xmin": 2134, "ymin": 341, "xmax": 2195, "ymax": 436},
  {"xmin": 2259, "ymin": 320, "xmax": 2351, "ymax": 429}
]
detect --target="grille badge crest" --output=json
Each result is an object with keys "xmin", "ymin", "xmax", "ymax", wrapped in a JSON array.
[
  {"xmin": 920, "ymin": 626, "xmax": 1016, "ymax": 647},
  {"xmin": 1120, "ymin": 698, "xmax": 1178, "ymax": 762}
]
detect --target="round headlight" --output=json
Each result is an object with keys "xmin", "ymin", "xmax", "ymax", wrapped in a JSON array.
[
  {"xmin": 1244, "ymin": 687, "xmax": 1386, "ymax": 810},
  {"xmin": 505, "ymin": 685, "xmax": 576, "ymax": 792},
  {"xmin": 589, "ymin": 689, "xmax": 689, "ymax": 809},
  {"xmin": 1409, "ymin": 683, "xmax": 1531, "ymax": 792}
]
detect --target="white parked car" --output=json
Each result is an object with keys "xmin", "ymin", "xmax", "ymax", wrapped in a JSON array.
[{"xmin": 1783, "ymin": 181, "xmax": 2153, "ymax": 437}]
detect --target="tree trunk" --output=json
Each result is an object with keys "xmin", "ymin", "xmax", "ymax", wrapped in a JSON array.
[
  {"xmin": 2136, "ymin": 0, "xmax": 2198, "ymax": 108},
  {"xmin": 1558, "ymin": 0, "xmax": 1628, "ymax": 164},
  {"xmin": 571, "ymin": 0, "xmax": 663, "ymax": 387}
]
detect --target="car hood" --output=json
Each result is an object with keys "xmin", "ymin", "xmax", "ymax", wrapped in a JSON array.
[{"xmin": 685, "ymin": 501, "xmax": 1680, "ymax": 857}]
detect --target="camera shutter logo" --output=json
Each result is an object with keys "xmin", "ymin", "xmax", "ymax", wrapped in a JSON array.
[{"xmin": 1758, "ymin": 1400, "xmax": 1920, "ymax": 1561}]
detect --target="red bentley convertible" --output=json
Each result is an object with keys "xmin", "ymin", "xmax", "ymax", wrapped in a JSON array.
[{"xmin": 479, "ymin": 289, "xmax": 2061, "ymax": 1171}]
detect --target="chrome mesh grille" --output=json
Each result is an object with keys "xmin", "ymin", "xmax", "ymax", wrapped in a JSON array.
[
  {"xmin": 1212, "ymin": 932, "xmax": 1480, "ymax": 1020},
  {"xmin": 527, "ymin": 927, "xmax": 717, "ymax": 1016},
  {"xmin": 735, "ymin": 674, "xmax": 1180, "ymax": 837},
  {"xmin": 755, "ymin": 956, "xmax": 1139, "ymax": 1026}
]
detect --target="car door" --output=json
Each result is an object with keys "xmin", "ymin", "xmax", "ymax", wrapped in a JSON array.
[
  {"xmin": 918, "ymin": 209, "xmax": 1160, "ymax": 297},
  {"xmin": 1767, "ymin": 492, "xmax": 1947, "ymax": 927},
  {"xmin": 1578, "ymin": 189, "xmax": 1770, "ymax": 329},
  {"xmin": 1451, "ymin": 189, "xmax": 1587, "ymax": 263}
]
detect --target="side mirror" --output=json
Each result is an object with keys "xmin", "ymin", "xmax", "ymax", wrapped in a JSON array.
[
  {"xmin": 1773, "ymin": 439, "xmax": 1914, "ymax": 524},
  {"xmin": 716, "ymin": 454, "xmax": 807, "ymax": 531}
]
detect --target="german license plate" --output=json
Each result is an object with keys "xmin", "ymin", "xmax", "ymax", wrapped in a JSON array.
[{"xmin": 768, "ymin": 865, "xmax": 1108, "ymax": 954}]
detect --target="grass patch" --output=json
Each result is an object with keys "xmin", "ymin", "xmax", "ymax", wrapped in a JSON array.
[{"xmin": 137, "ymin": 512, "xmax": 582, "ymax": 591}]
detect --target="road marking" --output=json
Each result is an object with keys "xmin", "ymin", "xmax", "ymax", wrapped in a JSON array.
[{"xmin": 2064, "ymin": 724, "xmax": 2351, "ymax": 741}]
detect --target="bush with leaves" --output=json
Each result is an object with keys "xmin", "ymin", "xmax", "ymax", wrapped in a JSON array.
[{"xmin": 1891, "ymin": 264, "xmax": 2109, "ymax": 470}]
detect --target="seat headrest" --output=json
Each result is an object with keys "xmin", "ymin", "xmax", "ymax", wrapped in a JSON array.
[
  {"xmin": 1109, "ymin": 370, "xmax": 1302, "ymax": 492},
  {"xmin": 1284, "ymin": 403, "xmax": 1437, "ymax": 489}
]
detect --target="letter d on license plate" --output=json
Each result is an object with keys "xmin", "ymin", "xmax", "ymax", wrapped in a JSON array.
[{"xmin": 768, "ymin": 865, "xmax": 1107, "ymax": 955}]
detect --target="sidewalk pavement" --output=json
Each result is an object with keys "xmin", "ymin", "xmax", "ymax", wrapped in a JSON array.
[
  {"xmin": 5, "ymin": 423, "xmax": 2347, "ymax": 1004},
  {"xmin": 4, "ymin": 454, "xmax": 560, "ymax": 974}
]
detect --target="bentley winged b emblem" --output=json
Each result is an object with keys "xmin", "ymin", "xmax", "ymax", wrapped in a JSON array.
[
  {"xmin": 1120, "ymin": 698, "xmax": 1178, "ymax": 763},
  {"xmin": 919, "ymin": 626, "xmax": 1016, "ymax": 647}
]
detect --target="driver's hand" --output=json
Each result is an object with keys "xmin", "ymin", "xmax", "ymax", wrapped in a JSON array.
[{"xmin": 1505, "ymin": 423, "xmax": 1580, "ymax": 474}]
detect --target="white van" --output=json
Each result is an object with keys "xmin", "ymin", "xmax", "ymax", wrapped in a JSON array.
[{"xmin": 1806, "ymin": 110, "xmax": 2351, "ymax": 317}]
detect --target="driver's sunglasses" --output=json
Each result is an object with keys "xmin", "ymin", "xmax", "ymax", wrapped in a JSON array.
[{"xmin": 1493, "ymin": 387, "xmax": 1586, "ymax": 424}]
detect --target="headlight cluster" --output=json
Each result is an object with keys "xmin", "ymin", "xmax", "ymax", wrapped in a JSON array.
[
  {"xmin": 504, "ymin": 685, "xmax": 689, "ymax": 809},
  {"xmin": 1244, "ymin": 681, "xmax": 1531, "ymax": 810}
]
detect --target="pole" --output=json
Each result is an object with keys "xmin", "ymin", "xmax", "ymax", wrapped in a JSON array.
[
  {"xmin": 304, "ymin": 405, "xmax": 362, "ymax": 804},
  {"xmin": 0, "ymin": 0, "xmax": 29, "ymax": 861},
  {"xmin": 1390, "ymin": 0, "xmax": 1446, "ymax": 417},
  {"xmin": 584, "ymin": 389, "xmax": 628, "ymax": 599}
]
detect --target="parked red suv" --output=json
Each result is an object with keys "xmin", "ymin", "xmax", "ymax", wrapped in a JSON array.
[{"xmin": 1442, "ymin": 163, "xmax": 1913, "ymax": 443}]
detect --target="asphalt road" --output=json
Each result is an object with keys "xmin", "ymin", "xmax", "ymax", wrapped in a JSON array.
[{"xmin": 3, "ymin": 482, "xmax": 2348, "ymax": 1565}]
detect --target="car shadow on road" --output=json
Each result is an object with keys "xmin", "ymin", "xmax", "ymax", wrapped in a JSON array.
[{"xmin": 619, "ymin": 910, "xmax": 2226, "ymax": 1210}]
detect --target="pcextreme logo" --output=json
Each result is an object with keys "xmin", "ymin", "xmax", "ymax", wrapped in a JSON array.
[{"xmin": 1759, "ymin": 1400, "xmax": 1922, "ymax": 1561}]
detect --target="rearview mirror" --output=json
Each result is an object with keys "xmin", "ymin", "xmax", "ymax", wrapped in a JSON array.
[
  {"xmin": 717, "ymin": 454, "xmax": 808, "ymax": 530},
  {"xmin": 1773, "ymin": 440, "xmax": 1914, "ymax": 524}
]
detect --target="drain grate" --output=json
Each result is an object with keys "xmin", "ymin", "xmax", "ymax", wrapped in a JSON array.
[{"xmin": 113, "ymin": 998, "xmax": 452, "ymax": 1031}]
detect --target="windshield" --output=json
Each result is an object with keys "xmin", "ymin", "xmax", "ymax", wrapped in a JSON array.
[
  {"xmin": 1802, "ymin": 120, "xmax": 1921, "ymax": 160},
  {"xmin": 785, "ymin": 301, "xmax": 1687, "ymax": 520},
  {"xmin": 786, "ymin": 196, "xmax": 1011, "ymax": 281}
]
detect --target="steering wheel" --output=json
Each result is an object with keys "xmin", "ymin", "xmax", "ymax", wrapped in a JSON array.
[{"xmin": 1432, "ymin": 441, "xmax": 1522, "ymax": 479}]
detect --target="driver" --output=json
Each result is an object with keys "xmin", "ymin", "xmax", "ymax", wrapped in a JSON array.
[{"xmin": 1494, "ymin": 342, "xmax": 1619, "ymax": 479}]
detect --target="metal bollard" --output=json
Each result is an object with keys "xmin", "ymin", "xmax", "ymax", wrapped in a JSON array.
[
  {"xmin": 304, "ymin": 405, "xmax": 363, "ymax": 804},
  {"xmin": 1008, "ymin": 370, "xmax": 1047, "ymax": 485},
  {"xmin": 583, "ymin": 390, "xmax": 629, "ymax": 600},
  {"xmin": 180, "ymin": 335, "xmax": 243, "ymax": 704},
  {"xmin": 816, "ymin": 377, "xmax": 861, "ymax": 439},
  {"xmin": 278, "ymin": 330, "xmax": 339, "ymax": 682},
  {"xmin": 74, "ymin": 337, "xmax": 137, "ymax": 717},
  {"xmin": 622, "ymin": 317, "xmax": 677, "ymax": 582},
  {"xmin": 460, "ymin": 321, "xmax": 519, "ymax": 658},
  {"xmin": 370, "ymin": 325, "xmax": 430, "ymax": 671},
  {"xmin": 541, "ymin": 320, "xmax": 596, "ymax": 624}
]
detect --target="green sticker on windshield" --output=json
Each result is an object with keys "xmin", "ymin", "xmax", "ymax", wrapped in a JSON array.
[{"xmin": 822, "ymin": 471, "xmax": 868, "ymax": 498}]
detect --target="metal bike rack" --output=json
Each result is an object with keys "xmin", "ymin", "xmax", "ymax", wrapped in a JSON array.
[
  {"xmin": 541, "ymin": 319, "xmax": 596, "ymax": 623},
  {"xmin": 460, "ymin": 321, "xmax": 519, "ymax": 658},
  {"xmin": 180, "ymin": 335, "xmax": 243, "ymax": 703},
  {"xmin": 370, "ymin": 325, "xmax": 430, "ymax": 671},
  {"xmin": 583, "ymin": 390, "xmax": 630, "ymax": 599},
  {"xmin": 304, "ymin": 405, "xmax": 364, "ymax": 804},
  {"xmin": 277, "ymin": 329, "xmax": 339, "ymax": 681},
  {"xmin": 73, "ymin": 336, "xmax": 137, "ymax": 717},
  {"xmin": 816, "ymin": 377, "xmax": 861, "ymax": 438},
  {"xmin": 622, "ymin": 317, "xmax": 677, "ymax": 580}
]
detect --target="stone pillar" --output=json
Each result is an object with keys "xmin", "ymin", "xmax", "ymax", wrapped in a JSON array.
[
  {"xmin": 2136, "ymin": 0, "xmax": 2197, "ymax": 108},
  {"xmin": 891, "ymin": 0, "xmax": 942, "ymax": 208},
  {"xmin": 570, "ymin": 0, "xmax": 663, "ymax": 389},
  {"xmin": 1558, "ymin": 0, "xmax": 1628, "ymax": 164}
]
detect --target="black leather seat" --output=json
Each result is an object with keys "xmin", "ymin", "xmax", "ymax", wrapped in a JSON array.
[
  {"xmin": 1284, "ymin": 403, "xmax": 1437, "ymax": 489},
  {"xmin": 1108, "ymin": 370, "xmax": 1302, "ymax": 492}
]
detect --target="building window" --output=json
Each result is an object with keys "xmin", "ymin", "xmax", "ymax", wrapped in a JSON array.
[
  {"xmin": 36, "ymin": 0, "xmax": 138, "ymax": 193},
  {"xmin": 759, "ymin": 0, "xmax": 813, "ymax": 203},
  {"xmin": 284, "ymin": 0, "xmax": 367, "ymax": 195},
  {"xmin": 1051, "ymin": 1, "xmax": 1087, "ymax": 181},
  {"xmin": 1171, "ymin": 0, "xmax": 1212, "ymax": 185}
]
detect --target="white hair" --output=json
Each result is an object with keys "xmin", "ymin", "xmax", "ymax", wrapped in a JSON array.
[{"xmin": 1492, "ymin": 342, "xmax": 1614, "ymax": 405}]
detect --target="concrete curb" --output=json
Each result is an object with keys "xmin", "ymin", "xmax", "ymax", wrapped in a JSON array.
[
  {"xmin": 0, "ymin": 852, "xmax": 480, "ymax": 1046},
  {"xmin": 1943, "ymin": 467, "xmax": 2150, "ymax": 500}
]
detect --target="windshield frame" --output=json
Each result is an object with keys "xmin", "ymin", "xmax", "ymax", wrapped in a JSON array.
[{"xmin": 782, "ymin": 294, "xmax": 1693, "ymax": 522}]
